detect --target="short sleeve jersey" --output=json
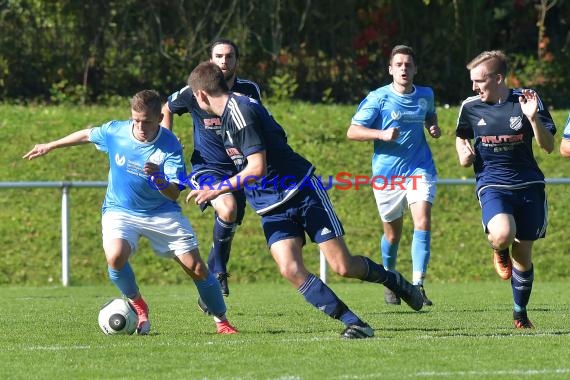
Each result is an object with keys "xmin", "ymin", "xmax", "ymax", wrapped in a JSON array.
[
  {"xmin": 455, "ymin": 89, "xmax": 556, "ymax": 191},
  {"xmin": 562, "ymin": 112, "xmax": 570, "ymax": 139},
  {"xmin": 89, "ymin": 120, "xmax": 186, "ymax": 216},
  {"xmin": 166, "ymin": 78, "xmax": 261, "ymax": 176},
  {"xmin": 220, "ymin": 94, "xmax": 314, "ymax": 215},
  {"xmin": 351, "ymin": 84, "xmax": 437, "ymax": 179}
]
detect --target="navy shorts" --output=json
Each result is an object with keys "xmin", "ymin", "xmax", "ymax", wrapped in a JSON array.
[
  {"xmin": 189, "ymin": 169, "xmax": 247, "ymax": 224},
  {"xmin": 478, "ymin": 184, "xmax": 547, "ymax": 241},
  {"xmin": 260, "ymin": 176, "xmax": 345, "ymax": 247}
]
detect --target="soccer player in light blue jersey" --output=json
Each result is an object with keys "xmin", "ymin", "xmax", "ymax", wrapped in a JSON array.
[
  {"xmin": 456, "ymin": 51, "xmax": 556, "ymax": 328},
  {"xmin": 347, "ymin": 45, "xmax": 440, "ymax": 307},
  {"xmin": 559, "ymin": 113, "xmax": 570, "ymax": 157},
  {"xmin": 23, "ymin": 90, "xmax": 238, "ymax": 335},
  {"xmin": 184, "ymin": 61, "xmax": 425, "ymax": 340}
]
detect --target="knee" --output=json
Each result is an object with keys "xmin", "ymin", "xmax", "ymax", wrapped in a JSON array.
[
  {"xmin": 413, "ymin": 217, "xmax": 430, "ymax": 231},
  {"xmin": 216, "ymin": 203, "xmax": 238, "ymax": 223},
  {"xmin": 332, "ymin": 264, "xmax": 351, "ymax": 277},
  {"xmin": 383, "ymin": 234, "xmax": 400, "ymax": 245},
  {"xmin": 277, "ymin": 261, "xmax": 307, "ymax": 283},
  {"xmin": 181, "ymin": 254, "xmax": 209, "ymax": 280},
  {"xmin": 488, "ymin": 231, "xmax": 515, "ymax": 248},
  {"xmin": 278, "ymin": 264, "xmax": 297, "ymax": 280},
  {"xmin": 193, "ymin": 265, "xmax": 209, "ymax": 280},
  {"xmin": 106, "ymin": 253, "xmax": 126, "ymax": 269},
  {"xmin": 328, "ymin": 258, "xmax": 354, "ymax": 278}
]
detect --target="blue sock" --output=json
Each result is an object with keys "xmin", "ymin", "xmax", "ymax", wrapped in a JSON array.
[
  {"xmin": 108, "ymin": 263, "xmax": 139, "ymax": 299},
  {"xmin": 207, "ymin": 216, "xmax": 236, "ymax": 274},
  {"xmin": 512, "ymin": 266, "xmax": 534, "ymax": 312},
  {"xmin": 195, "ymin": 272, "xmax": 227, "ymax": 317},
  {"xmin": 299, "ymin": 273, "xmax": 361, "ymax": 326},
  {"xmin": 360, "ymin": 256, "xmax": 388, "ymax": 283},
  {"xmin": 411, "ymin": 229, "xmax": 431, "ymax": 284},
  {"xmin": 381, "ymin": 235, "xmax": 399, "ymax": 271}
]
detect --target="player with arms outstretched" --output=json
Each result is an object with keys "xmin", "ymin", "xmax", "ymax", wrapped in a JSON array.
[
  {"xmin": 455, "ymin": 50, "xmax": 556, "ymax": 328},
  {"xmin": 24, "ymin": 90, "xmax": 238, "ymax": 335}
]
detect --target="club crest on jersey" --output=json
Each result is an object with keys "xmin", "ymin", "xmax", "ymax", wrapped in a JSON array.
[
  {"xmin": 390, "ymin": 110, "xmax": 402, "ymax": 120},
  {"xmin": 115, "ymin": 153, "xmax": 126, "ymax": 166},
  {"xmin": 147, "ymin": 150, "xmax": 166, "ymax": 165},
  {"xmin": 418, "ymin": 98, "xmax": 428, "ymax": 110},
  {"xmin": 509, "ymin": 116, "xmax": 523, "ymax": 131}
]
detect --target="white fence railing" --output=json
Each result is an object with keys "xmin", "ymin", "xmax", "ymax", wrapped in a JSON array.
[
  {"xmin": 3, "ymin": 178, "xmax": 570, "ymax": 286},
  {"xmin": 1, "ymin": 181, "xmax": 106, "ymax": 286}
]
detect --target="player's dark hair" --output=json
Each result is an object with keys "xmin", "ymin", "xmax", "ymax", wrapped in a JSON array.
[
  {"xmin": 208, "ymin": 38, "xmax": 240, "ymax": 60},
  {"xmin": 188, "ymin": 61, "xmax": 229, "ymax": 95},
  {"xmin": 390, "ymin": 45, "xmax": 416, "ymax": 65},
  {"xmin": 131, "ymin": 90, "xmax": 162, "ymax": 116}
]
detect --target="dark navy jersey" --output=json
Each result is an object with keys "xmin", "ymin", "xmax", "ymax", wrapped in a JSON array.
[
  {"xmin": 221, "ymin": 93, "xmax": 314, "ymax": 215},
  {"xmin": 456, "ymin": 89, "xmax": 556, "ymax": 192},
  {"xmin": 166, "ymin": 78, "xmax": 261, "ymax": 175}
]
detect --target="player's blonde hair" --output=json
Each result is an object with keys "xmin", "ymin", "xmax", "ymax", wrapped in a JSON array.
[{"xmin": 466, "ymin": 50, "xmax": 507, "ymax": 76}]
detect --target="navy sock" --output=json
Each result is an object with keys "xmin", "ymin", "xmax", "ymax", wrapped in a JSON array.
[
  {"xmin": 207, "ymin": 216, "xmax": 236, "ymax": 274},
  {"xmin": 512, "ymin": 265, "xmax": 534, "ymax": 311},
  {"xmin": 298, "ymin": 273, "xmax": 361, "ymax": 326},
  {"xmin": 195, "ymin": 272, "xmax": 227, "ymax": 317},
  {"xmin": 381, "ymin": 271, "xmax": 398, "ymax": 290},
  {"xmin": 360, "ymin": 256, "xmax": 388, "ymax": 283},
  {"xmin": 108, "ymin": 263, "xmax": 138, "ymax": 299}
]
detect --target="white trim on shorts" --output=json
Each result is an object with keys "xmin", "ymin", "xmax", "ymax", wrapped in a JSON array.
[
  {"xmin": 190, "ymin": 169, "xmax": 236, "ymax": 208},
  {"xmin": 101, "ymin": 211, "xmax": 199, "ymax": 257},
  {"xmin": 372, "ymin": 174, "xmax": 437, "ymax": 222}
]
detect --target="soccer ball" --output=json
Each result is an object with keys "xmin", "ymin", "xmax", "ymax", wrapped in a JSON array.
[{"xmin": 98, "ymin": 298, "xmax": 138, "ymax": 335}]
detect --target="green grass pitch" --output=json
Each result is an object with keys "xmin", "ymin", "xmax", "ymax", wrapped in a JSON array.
[{"xmin": 1, "ymin": 282, "xmax": 569, "ymax": 379}]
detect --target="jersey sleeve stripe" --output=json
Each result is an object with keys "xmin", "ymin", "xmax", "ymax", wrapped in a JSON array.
[{"xmin": 228, "ymin": 98, "xmax": 247, "ymax": 130}]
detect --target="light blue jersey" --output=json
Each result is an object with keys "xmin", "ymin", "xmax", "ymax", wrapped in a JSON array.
[
  {"xmin": 563, "ymin": 112, "xmax": 570, "ymax": 139},
  {"xmin": 89, "ymin": 120, "xmax": 186, "ymax": 216},
  {"xmin": 351, "ymin": 84, "xmax": 437, "ymax": 178}
]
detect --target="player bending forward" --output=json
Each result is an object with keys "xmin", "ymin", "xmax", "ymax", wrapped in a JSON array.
[
  {"xmin": 23, "ymin": 90, "xmax": 238, "ymax": 335},
  {"xmin": 186, "ymin": 62, "xmax": 424, "ymax": 339}
]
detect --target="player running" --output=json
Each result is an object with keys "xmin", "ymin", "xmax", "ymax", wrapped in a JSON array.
[
  {"xmin": 347, "ymin": 45, "xmax": 440, "ymax": 307},
  {"xmin": 455, "ymin": 50, "xmax": 556, "ymax": 328},
  {"xmin": 185, "ymin": 61, "xmax": 424, "ymax": 339}
]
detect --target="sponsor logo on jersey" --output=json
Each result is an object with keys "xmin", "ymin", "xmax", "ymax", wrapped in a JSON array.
[
  {"xmin": 204, "ymin": 117, "xmax": 222, "ymax": 130},
  {"xmin": 509, "ymin": 116, "xmax": 523, "ymax": 131},
  {"xmin": 480, "ymin": 134, "xmax": 523, "ymax": 144},
  {"xmin": 226, "ymin": 147, "xmax": 244, "ymax": 166},
  {"xmin": 115, "ymin": 153, "xmax": 126, "ymax": 166}
]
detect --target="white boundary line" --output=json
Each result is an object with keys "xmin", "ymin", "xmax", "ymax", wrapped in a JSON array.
[{"xmin": 414, "ymin": 368, "xmax": 570, "ymax": 377}]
